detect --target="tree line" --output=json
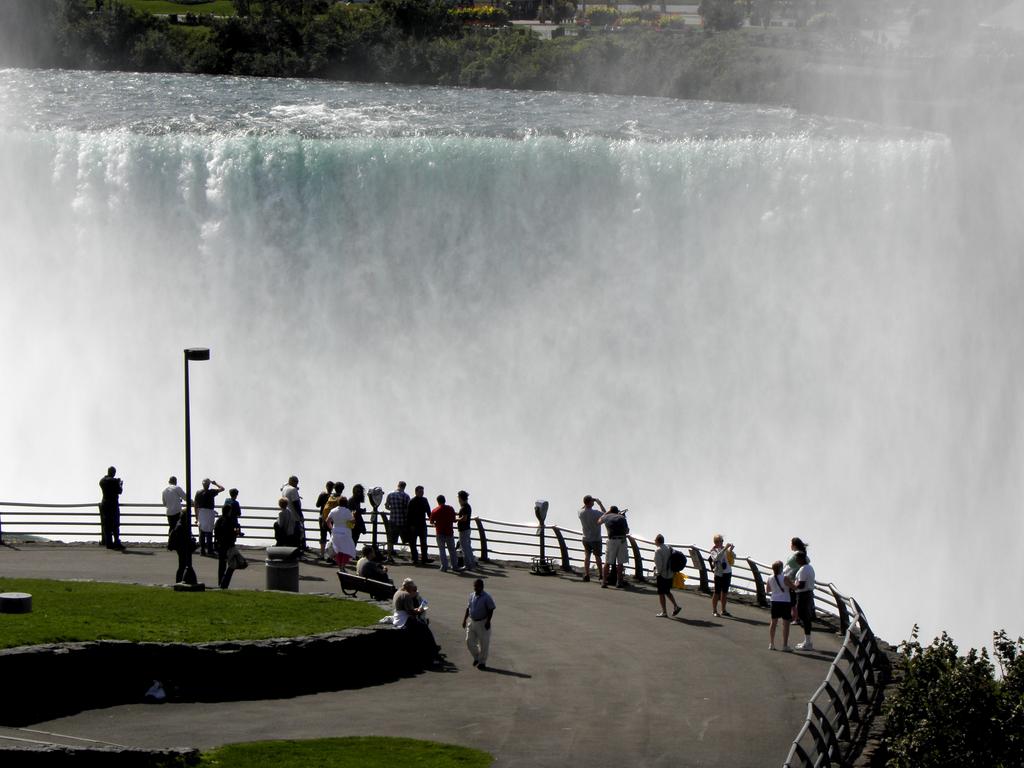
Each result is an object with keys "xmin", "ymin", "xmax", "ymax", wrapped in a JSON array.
[{"xmin": 0, "ymin": 0, "xmax": 882, "ymax": 105}]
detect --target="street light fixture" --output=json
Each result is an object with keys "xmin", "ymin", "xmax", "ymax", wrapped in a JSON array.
[{"xmin": 184, "ymin": 347, "xmax": 210, "ymax": 529}]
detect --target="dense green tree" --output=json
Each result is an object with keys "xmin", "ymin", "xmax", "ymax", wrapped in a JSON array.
[
  {"xmin": 698, "ymin": 0, "xmax": 744, "ymax": 30},
  {"xmin": 2, "ymin": 0, "xmax": 865, "ymax": 106},
  {"xmin": 883, "ymin": 628, "xmax": 1024, "ymax": 767},
  {"xmin": 377, "ymin": 0, "xmax": 457, "ymax": 38}
]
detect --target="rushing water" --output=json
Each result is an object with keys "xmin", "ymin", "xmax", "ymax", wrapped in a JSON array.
[{"xmin": 0, "ymin": 68, "xmax": 1019, "ymax": 654}]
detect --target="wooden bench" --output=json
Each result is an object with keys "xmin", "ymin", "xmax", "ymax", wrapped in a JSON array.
[{"xmin": 337, "ymin": 570, "xmax": 394, "ymax": 601}]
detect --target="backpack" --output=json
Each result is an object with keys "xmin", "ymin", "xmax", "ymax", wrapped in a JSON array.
[{"xmin": 668, "ymin": 548, "xmax": 687, "ymax": 573}]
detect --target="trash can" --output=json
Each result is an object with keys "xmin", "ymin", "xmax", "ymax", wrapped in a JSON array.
[
  {"xmin": 0, "ymin": 592, "xmax": 32, "ymax": 613},
  {"xmin": 265, "ymin": 546, "xmax": 300, "ymax": 592}
]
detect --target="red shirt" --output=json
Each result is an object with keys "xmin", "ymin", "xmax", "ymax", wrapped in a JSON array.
[{"xmin": 429, "ymin": 504, "xmax": 456, "ymax": 536}]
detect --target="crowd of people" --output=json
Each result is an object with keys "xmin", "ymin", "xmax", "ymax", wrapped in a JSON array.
[
  {"xmin": 98, "ymin": 470, "xmax": 484, "ymax": 588},
  {"xmin": 99, "ymin": 468, "xmax": 818, "ymax": 666},
  {"xmin": 577, "ymin": 494, "xmax": 818, "ymax": 653},
  {"xmin": 285, "ymin": 479, "xmax": 480, "ymax": 575}
]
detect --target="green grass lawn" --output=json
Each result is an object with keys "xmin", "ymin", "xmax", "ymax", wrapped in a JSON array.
[
  {"xmin": 199, "ymin": 737, "xmax": 493, "ymax": 767},
  {"xmin": 122, "ymin": 0, "xmax": 237, "ymax": 15},
  {"xmin": 0, "ymin": 578, "xmax": 386, "ymax": 648}
]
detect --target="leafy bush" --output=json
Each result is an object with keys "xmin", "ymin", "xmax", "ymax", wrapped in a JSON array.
[
  {"xmin": 655, "ymin": 14, "xmax": 688, "ymax": 30},
  {"xmin": 583, "ymin": 5, "xmax": 620, "ymax": 26},
  {"xmin": 625, "ymin": 8, "xmax": 661, "ymax": 21},
  {"xmin": 698, "ymin": 0, "xmax": 744, "ymax": 30},
  {"xmin": 883, "ymin": 627, "xmax": 1024, "ymax": 767},
  {"xmin": 537, "ymin": 0, "xmax": 575, "ymax": 23},
  {"xmin": 451, "ymin": 5, "xmax": 510, "ymax": 25}
]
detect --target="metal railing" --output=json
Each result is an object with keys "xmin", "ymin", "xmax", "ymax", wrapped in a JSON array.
[
  {"xmin": 0, "ymin": 501, "xmax": 846, "ymax": 620},
  {"xmin": 0, "ymin": 500, "xmax": 884, "ymax": 765},
  {"xmin": 783, "ymin": 594, "xmax": 888, "ymax": 767}
]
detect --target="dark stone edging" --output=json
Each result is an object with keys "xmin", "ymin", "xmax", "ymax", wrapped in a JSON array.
[
  {"xmin": 0, "ymin": 744, "xmax": 200, "ymax": 768},
  {"xmin": 0, "ymin": 624, "xmax": 427, "ymax": 728}
]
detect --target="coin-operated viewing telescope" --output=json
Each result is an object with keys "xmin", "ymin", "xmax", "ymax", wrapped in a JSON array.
[
  {"xmin": 531, "ymin": 499, "xmax": 555, "ymax": 575},
  {"xmin": 368, "ymin": 487, "xmax": 385, "ymax": 548}
]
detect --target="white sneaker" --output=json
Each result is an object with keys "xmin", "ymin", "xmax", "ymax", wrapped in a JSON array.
[
  {"xmin": 768, "ymin": 644, "xmax": 775, "ymax": 651},
  {"xmin": 656, "ymin": 612, "xmax": 667, "ymax": 617},
  {"xmin": 796, "ymin": 641, "xmax": 814, "ymax": 651},
  {"xmin": 781, "ymin": 646, "xmax": 793, "ymax": 653}
]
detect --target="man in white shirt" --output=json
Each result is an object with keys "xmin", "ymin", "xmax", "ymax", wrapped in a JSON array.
[
  {"xmin": 578, "ymin": 495, "xmax": 606, "ymax": 583},
  {"xmin": 162, "ymin": 476, "xmax": 188, "ymax": 531},
  {"xmin": 794, "ymin": 551, "xmax": 816, "ymax": 651},
  {"xmin": 281, "ymin": 475, "xmax": 305, "ymax": 551}
]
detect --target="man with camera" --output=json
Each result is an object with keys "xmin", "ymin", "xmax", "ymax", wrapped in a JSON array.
[
  {"xmin": 598, "ymin": 505, "xmax": 630, "ymax": 588},
  {"xmin": 98, "ymin": 466, "xmax": 124, "ymax": 550},
  {"xmin": 578, "ymin": 494, "xmax": 606, "ymax": 583}
]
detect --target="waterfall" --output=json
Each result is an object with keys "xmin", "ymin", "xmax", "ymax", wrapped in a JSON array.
[{"xmin": 1, "ymin": 71, "xmax": 1019, "ymax": 653}]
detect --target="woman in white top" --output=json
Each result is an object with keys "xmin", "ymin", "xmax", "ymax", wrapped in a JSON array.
[
  {"xmin": 767, "ymin": 560, "xmax": 794, "ymax": 651},
  {"xmin": 327, "ymin": 496, "xmax": 356, "ymax": 569}
]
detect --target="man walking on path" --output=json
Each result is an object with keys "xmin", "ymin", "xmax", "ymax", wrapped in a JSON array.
[
  {"xmin": 162, "ymin": 476, "xmax": 188, "ymax": 531},
  {"xmin": 99, "ymin": 466, "xmax": 124, "ymax": 550},
  {"xmin": 653, "ymin": 534, "xmax": 682, "ymax": 617},
  {"xmin": 462, "ymin": 578, "xmax": 496, "ymax": 670},
  {"xmin": 578, "ymin": 495, "xmax": 606, "ymax": 582},
  {"xmin": 429, "ymin": 494, "xmax": 458, "ymax": 572},
  {"xmin": 407, "ymin": 485, "xmax": 432, "ymax": 565},
  {"xmin": 385, "ymin": 481, "xmax": 410, "ymax": 562},
  {"xmin": 456, "ymin": 490, "xmax": 476, "ymax": 570},
  {"xmin": 598, "ymin": 505, "xmax": 629, "ymax": 588}
]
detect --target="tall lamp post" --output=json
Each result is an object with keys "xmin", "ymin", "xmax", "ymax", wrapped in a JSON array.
[{"xmin": 184, "ymin": 348, "xmax": 210, "ymax": 528}]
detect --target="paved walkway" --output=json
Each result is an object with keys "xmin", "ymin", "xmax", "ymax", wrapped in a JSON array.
[{"xmin": 0, "ymin": 542, "xmax": 839, "ymax": 767}]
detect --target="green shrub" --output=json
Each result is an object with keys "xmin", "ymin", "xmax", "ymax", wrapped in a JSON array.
[
  {"xmin": 698, "ymin": 0, "xmax": 743, "ymax": 30},
  {"xmin": 883, "ymin": 627, "xmax": 1024, "ymax": 767},
  {"xmin": 655, "ymin": 14, "xmax": 688, "ymax": 29},
  {"xmin": 537, "ymin": 0, "xmax": 576, "ymax": 23},
  {"xmin": 450, "ymin": 5, "xmax": 510, "ymax": 25},
  {"xmin": 552, "ymin": 0, "xmax": 576, "ymax": 23},
  {"xmin": 624, "ymin": 8, "xmax": 660, "ymax": 21},
  {"xmin": 583, "ymin": 5, "xmax": 620, "ymax": 26}
]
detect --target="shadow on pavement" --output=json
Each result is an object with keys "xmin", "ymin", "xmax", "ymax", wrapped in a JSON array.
[
  {"xmin": 723, "ymin": 615, "xmax": 768, "ymax": 628},
  {"xmin": 673, "ymin": 617, "xmax": 719, "ymax": 628},
  {"xmin": 478, "ymin": 666, "xmax": 531, "ymax": 679}
]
